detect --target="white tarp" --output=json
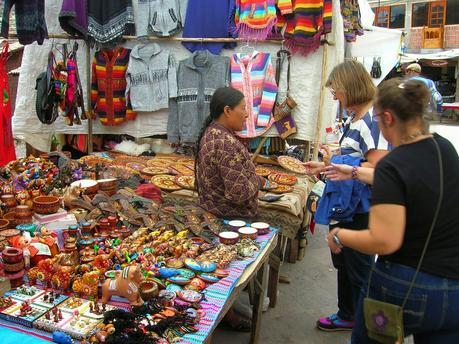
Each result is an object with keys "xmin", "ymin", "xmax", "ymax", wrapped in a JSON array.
[
  {"xmin": 401, "ymin": 49, "xmax": 459, "ymax": 63},
  {"xmin": 13, "ymin": 0, "xmax": 344, "ymax": 151}
]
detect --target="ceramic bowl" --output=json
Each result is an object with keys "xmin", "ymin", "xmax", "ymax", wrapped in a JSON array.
[
  {"xmin": 228, "ymin": 220, "xmax": 246, "ymax": 231},
  {"xmin": 14, "ymin": 205, "xmax": 32, "ymax": 219},
  {"xmin": 219, "ymin": 231, "xmax": 240, "ymax": 245},
  {"xmin": 33, "ymin": 196, "xmax": 60, "ymax": 214},
  {"xmin": 238, "ymin": 227, "xmax": 258, "ymax": 240},
  {"xmin": 97, "ymin": 178, "xmax": 118, "ymax": 189},
  {"xmin": 140, "ymin": 279, "xmax": 159, "ymax": 300},
  {"xmin": 3, "ymin": 212, "xmax": 16, "ymax": 226},
  {"xmin": 71, "ymin": 179, "xmax": 99, "ymax": 195},
  {"xmin": 251, "ymin": 222, "xmax": 270, "ymax": 235},
  {"xmin": 1, "ymin": 194, "xmax": 16, "ymax": 208},
  {"xmin": 2, "ymin": 247, "xmax": 23, "ymax": 263},
  {"xmin": 0, "ymin": 219, "xmax": 9, "ymax": 231},
  {"xmin": 14, "ymin": 217, "xmax": 32, "ymax": 225},
  {"xmin": 199, "ymin": 261, "xmax": 217, "ymax": 273},
  {"xmin": 3, "ymin": 260, "xmax": 25, "ymax": 273}
]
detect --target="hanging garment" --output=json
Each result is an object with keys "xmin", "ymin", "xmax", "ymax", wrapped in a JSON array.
[
  {"xmin": 230, "ymin": 51, "xmax": 277, "ymax": 138},
  {"xmin": 341, "ymin": 0, "xmax": 363, "ymax": 42},
  {"xmin": 59, "ymin": 0, "xmax": 88, "ymax": 38},
  {"xmin": 136, "ymin": 0, "xmax": 182, "ymax": 38},
  {"xmin": 35, "ymin": 52, "xmax": 60, "ymax": 125},
  {"xmin": 167, "ymin": 50, "xmax": 230, "ymax": 143},
  {"xmin": 1, "ymin": 0, "xmax": 48, "ymax": 45},
  {"xmin": 182, "ymin": 0, "xmax": 236, "ymax": 55},
  {"xmin": 90, "ymin": 47, "xmax": 136, "ymax": 126},
  {"xmin": 126, "ymin": 43, "xmax": 177, "ymax": 112},
  {"xmin": 87, "ymin": 0, "xmax": 135, "ymax": 45},
  {"xmin": 276, "ymin": 0, "xmax": 333, "ymax": 56},
  {"xmin": 0, "ymin": 42, "xmax": 16, "ymax": 166},
  {"xmin": 235, "ymin": 0, "xmax": 278, "ymax": 41}
]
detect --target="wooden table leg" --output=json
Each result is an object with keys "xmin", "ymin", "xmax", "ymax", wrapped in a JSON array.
[
  {"xmin": 250, "ymin": 261, "xmax": 269, "ymax": 344},
  {"xmin": 268, "ymin": 253, "xmax": 281, "ymax": 308}
]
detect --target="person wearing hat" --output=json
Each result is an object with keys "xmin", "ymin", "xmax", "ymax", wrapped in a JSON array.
[{"xmin": 405, "ymin": 63, "xmax": 443, "ymax": 116}]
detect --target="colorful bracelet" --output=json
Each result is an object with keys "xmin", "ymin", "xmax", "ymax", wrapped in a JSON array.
[{"xmin": 352, "ymin": 166, "xmax": 358, "ymax": 180}]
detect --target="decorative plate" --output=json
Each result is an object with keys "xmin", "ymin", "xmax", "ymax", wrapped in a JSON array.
[
  {"xmin": 198, "ymin": 273, "xmax": 220, "ymax": 284},
  {"xmin": 166, "ymin": 258, "xmax": 184, "ymax": 269},
  {"xmin": 255, "ymin": 166, "xmax": 272, "ymax": 177},
  {"xmin": 166, "ymin": 284, "xmax": 183, "ymax": 293},
  {"xmin": 106, "ymin": 165, "xmax": 140, "ymax": 178},
  {"xmin": 142, "ymin": 167, "xmax": 170, "ymax": 176},
  {"xmin": 177, "ymin": 269, "xmax": 196, "ymax": 279},
  {"xmin": 151, "ymin": 277, "xmax": 166, "ymax": 290},
  {"xmin": 189, "ymin": 277, "xmax": 207, "ymax": 291},
  {"xmin": 151, "ymin": 175, "xmax": 182, "ymax": 191},
  {"xmin": 184, "ymin": 258, "xmax": 202, "ymax": 272},
  {"xmin": 199, "ymin": 261, "xmax": 217, "ymax": 273},
  {"xmin": 159, "ymin": 268, "xmax": 179, "ymax": 278},
  {"xmin": 214, "ymin": 269, "xmax": 230, "ymax": 279},
  {"xmin": 177, "ymin": 290, "xmax": 203, "ymax": 303},
  {"xmin": 126, "ymin": 162, "xmax": 147, "ymax": 171},
  {"xmin": 159, "ymin": 290, "xmax": 177, "ymax": 301},
  {"xmin": 79, "ymin": 156, "xmax": 112, "ymax": 167},
  {"xmin": 175, "ymin": 176, "xmax": 196, "ymax": 190},
  {"xmin": 167, "ymin": 276, "xmax": 191, "ymax": 286},
  {"xmin": 178, "ymin": 158, "xmax": 195, "ymax": 165},
  {"xmin": 170, "ymin": 163, "xmax": 194, "ymax": 176},
  {"xmin": 269, "ymin": 185, "xmax": 294, "ymax": 194},
  {"xmin": 268, "ymin": 173, "xmax": 298, "ymax": 186},
  {"xmin": 277, "ymin": 155, "xmax": 308, "ymax": 174},
  {"xmin": 147, "ymin": 159, "xmax": 174, "ymax": 168}
]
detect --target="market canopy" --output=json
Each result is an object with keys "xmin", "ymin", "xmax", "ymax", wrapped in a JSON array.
[{"xmin": 401, "ymin": 49, "xmax": 459, "ymax": 64}]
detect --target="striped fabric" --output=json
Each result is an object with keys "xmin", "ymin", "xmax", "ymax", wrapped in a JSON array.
[
  {"xmin": 230, "ymin": 51, "xmax": 278, "ymax": 138},
  {"xmin": 277, "ymin": 0, "xmax": 293, "ymax": 14},
  {"xmin": 277, "ymin": 0, "xmax": 333, "ymax": 56},
  {"xmin": 90, "ymin": 47, "xmax": 136, "ymax": 126},
  {"xmin": 340, "ymin": 111, "xmax": 390, "ymax": 158},
  {"xmin": 235, "ymin": 0, "xmax": 278, "ymax": 40}
]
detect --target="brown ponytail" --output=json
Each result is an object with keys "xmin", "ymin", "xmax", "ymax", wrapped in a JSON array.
[{"xmin": 376, "ymin": 78, "xmax": 430, "ymax": 122}]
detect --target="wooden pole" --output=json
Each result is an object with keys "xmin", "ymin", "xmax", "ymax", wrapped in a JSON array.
[
  {"xmin": 86, "ymin": 43, "xmax": 93, "ymax": 154},
  {"xmin": 251, "ymin": 136, "xmax": 268, "ymax": 162},
  {"xmin": 311, "ymin": 42, "xmax": 329, "ymax": 162}
]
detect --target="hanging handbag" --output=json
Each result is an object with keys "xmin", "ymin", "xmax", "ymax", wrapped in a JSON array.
[
  {"xmin": 35, "ymin": 51, "xmax": 59, "ymax": 125},
  {"xmin": 363, "ymin": 137, "xmax": 444, "ymax": 344},
  {"xmin": 273, "ymin": 49, "xmax": 297, "ymax": 139},
  {"xmin": 370, "ymin": 57, "xmax": 382, "ymax": 79}
]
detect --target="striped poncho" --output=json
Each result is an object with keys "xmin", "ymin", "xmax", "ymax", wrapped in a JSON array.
[
  {"xmin": 277, "ymin": 0, "xmax": 333, "ymax": 56},
  {"xmin": 230, "ymin": 51, "xmax": 278, "ymax": 138},
  {"xmin": 235, "ymin": 0, "xmax": 278, "ymax": 41}
]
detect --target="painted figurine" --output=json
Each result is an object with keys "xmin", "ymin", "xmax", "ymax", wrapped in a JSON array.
[{"xmin": 100, "ymin": 264, "xmax": 144, "ymax": 306}]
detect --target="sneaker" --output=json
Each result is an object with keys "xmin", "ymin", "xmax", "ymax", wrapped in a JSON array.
[{"xmin": 316, "ymin": 313, "xmax": 354, "ymax": 331}]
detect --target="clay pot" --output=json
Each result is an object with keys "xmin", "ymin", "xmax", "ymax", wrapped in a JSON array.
[
  {"xmin": 4, "ymin": 270, "xmax": 25, "ymax": 288},
  {"xmin": 97, "ymin": 178, "xmax": 118, "ymax": 190},
  {"xmin": 33, "ymin": 196, "xmax": 60, "ymax": 214},
  {"xmin": 238, "ymin": 227, "xmax": 258, "ymax": 240},
  {"xmin": 1, "ymin": 194, "xmax": 16, "ymax": 209},
  {"xmin": 218, "ymin": 231, "xmax": 240, "ymax": 245},
  {"xmin": 3, "ymin": 260, "xmax": 25, "ymax": 273},
  {"xmin": 14, "ymin": 205, "xmax": 32, "ymax": 219},
  {"xmin": 139, "ymin": 279, "xmax": 159, "ymax": 301},
  {"xmin": 3, "ymin": 212, "xmax": 16, "ymax": 226},
  {"xmin": 251, "ymin": 222, "xmax": 270, "ymax": 235},
  {"xmin": 228, "ymin": 220, "xmax": 246, "ymax": 231},
  {"xmin": 2, "ymin": 247, "xmax": 23, "ymax": 264},
  {"xmin": 15, "ymin": 217, "xmax": 33, "ymax": 225},
  {"xmin": 0, "ymin": 219, "xmax": 9, "ymax": 231},
  {"xmin": 72, "ymin": 180, "xmax": 99, "ymax": 195},
  {"xmin": 118, "ymin": 226, "xmax": 131, "ymax": 239}
]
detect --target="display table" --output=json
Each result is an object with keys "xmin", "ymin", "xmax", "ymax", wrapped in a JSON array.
[{"xmin": 0, "ymin": 230, "xmax": 279, "ymax": 344}]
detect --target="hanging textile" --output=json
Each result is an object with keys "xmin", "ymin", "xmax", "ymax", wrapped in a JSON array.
[
  {"xmin": 87, "ymin": 0, "xmax": 135, "ymax": 45},
  {"xmin": 182, "ymin": 0, "xmax": 237, "ymax": 55},
  {"xmin": 59, "ymin": 0, "xmax": 88, "ymax": 38},
  {"xmin": 341, "ymin": 0, "xmax": 363, "ymax": 42},
  {"xmin": 0, "ymin": 42, "xmax": 16, "ymax": 166},
  {"xmin": 136, "ymin": 0, "xmax": 183, "ymax": 38},
  {"xmin": 276, "ymin": 0, "xmax": 333, "ymax": 56},
  {"xmin": 235, "ymin": 0, "xmax": 278, "ymax": 41},
  {"xmin": 0, "ymin": 0, "xmax": 48, "ymax": 45},
  {"xmin": 230, "ymin": 51, "xmax": 277, "ymax": 138},
  {"xmin": 90, "ymin": 47, "xmax": 136, "ymax": 126}
]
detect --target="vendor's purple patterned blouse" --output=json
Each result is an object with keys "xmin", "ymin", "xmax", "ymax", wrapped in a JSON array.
[{"xmin": 197, "ymin": 122, "xmax": 262, "ymax": 218}]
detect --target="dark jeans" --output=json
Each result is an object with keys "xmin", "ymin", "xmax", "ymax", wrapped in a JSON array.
[
  {"xmin": 352, "ymin": 260, "xmax": 459, "ymax": 343},
  {"xmin": 330, "ymin": 213, "xmax": 373, "ymax": 321}
]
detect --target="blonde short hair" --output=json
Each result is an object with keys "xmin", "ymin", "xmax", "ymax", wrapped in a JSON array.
[{"xmin": 325, "ymin": 59, "xmax": 376, "ymax": 107}]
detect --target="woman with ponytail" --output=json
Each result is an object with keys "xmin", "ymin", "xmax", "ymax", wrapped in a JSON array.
[
  {"xmin": 195, "ymin": 87, "xmax": 271, "ymax": 219},
  {"xmin": 327, "ymin": 78, "xmax": 459, "ymax": 342}
]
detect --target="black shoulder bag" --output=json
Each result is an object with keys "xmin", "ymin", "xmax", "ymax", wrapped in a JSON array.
[{"xmin": 364, "ymin": 137, "xmax": 444, "ymax": 344}]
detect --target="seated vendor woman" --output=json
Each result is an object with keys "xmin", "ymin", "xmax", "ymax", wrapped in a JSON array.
[{"xmin": 195, "ymin": 87, "xmax": 271, "ymax": 219}]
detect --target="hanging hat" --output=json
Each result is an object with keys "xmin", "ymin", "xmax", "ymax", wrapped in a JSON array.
[{"xmin": 406, "ymin": 63, "xmax": 421, "ymax": 73}]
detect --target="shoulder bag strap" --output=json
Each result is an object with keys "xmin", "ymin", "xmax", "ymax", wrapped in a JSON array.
[{"xmin": 366, "ymin": 137, "xmax": 444, "ymax": 306}]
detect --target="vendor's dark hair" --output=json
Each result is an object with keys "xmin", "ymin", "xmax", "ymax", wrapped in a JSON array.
[
  {"xmin": 195, "ymin": 87, "xmax": 244, "ymax": 193},
  {"xmin": 376, "ymin": 78, "xmax": 429, "ymax": 122}
]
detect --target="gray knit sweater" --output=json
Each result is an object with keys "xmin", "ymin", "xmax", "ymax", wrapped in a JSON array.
[
  {"xmin": 136, "ymin": 0, "xmax": 182, "ymax": 37},
  {"xmin": 126, "ymin": 43, "xmax": 177, "ymax": 112},
  {"xmin": 167, "ymin": 51, "xmax": 230, "ymax": 144}
]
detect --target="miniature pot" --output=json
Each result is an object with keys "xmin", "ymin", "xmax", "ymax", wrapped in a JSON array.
[
  {"xmin": 0, "ymin": 228, "xmax": 21, "ymax": 243},
  {"xmin": 15, "ymin": 205, "xmax": 32, "ymax": 218},
  {"xmin": 33, "ymin": 196, "xmax": 60, "ymax": 214},
  {"xmin": 228, "ymin": 220, "xmax": 246, "ymax": 231},
  {"xmin": 3, "ymin": 260, "xmax": 25, "ymax": 273},
  {"xmin": 0, "ymin": 219, "xmax": 10, "ymax": 231},
  {"xmin": 1, "ymin": 194, "xmax": 16, "ymax": 209},
  {"xmin": 72, "ymin": 179, "xmax": 99, "ymax": 195},
  {"xmin": 218, "ymin": 231, "xmax": 240, "ymax": 245},
  {"xmin": 3, "ymin": 212, "xmax": 16, "ymax": 226},
  {"xmin": 251, "ymin": 222, "xmax": 270, "ymax": 235},
  {"xmin": 139, "ymin": 279, "xmax": 159, "ymax": 301},
  {"xmin": 238, "ymin": 227, "xmax": 258, "ymax": 240},
  {"xmin": 2, "ymin": 247, "xmax": 23, "ymax": 263}
]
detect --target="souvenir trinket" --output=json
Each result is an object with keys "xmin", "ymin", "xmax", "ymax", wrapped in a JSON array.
[
  {"xmin": 228, "ymin": 220, "xmax": 246, "ymax": 231},
  {"xmin": 177, "ymin": 290, "xmax": 203, "ymax": 303},
  {"xmin": 166, "ymin": 258, "xmax": 184, "ymax": 269},
  {"xmin": 255, "ymin": 166, "xmax": 272, "ymax": 177},
  {"xmin": 268, "ymin": 173, "xmax": 298, "ymax": 186},
  {"xmin": 214, "ymin": 269, "xmax": 230, "ymax": 279},
  {"xmin": 198, "ymin": 273, "xmax": 220, "ymax": 284},
  {"xmin": 33, "ymin": 196, "xmax": 60, "ymax": 214},
  {"xmin": 101, "ymin": 265, "xmax": 144, "ymax": 306},
  {"xmin": 177, "ymin": 269, "xmax": 195, "ymax": 279},
  {"xmin": 167, "ymin": 276, "xmax": 190, "ymax": 286},
  {"xmin": 184, "ymin": 258, "xmax": 201, "ymax": 272},
  {"xmin": 277, "ymin": 155, "xmax": 308, "ymax": 174},
  {"xmin": 218, "ymin": 231, "xmax": 240, "ymax": 245},
  {"xmin": 166, "ymin": 284, "xmax": 183, "ymax": 293},
  {"xmin": 159, "ymin": 268, "xmax": 179, "ymax": 278},
  {"xmin": 139, "ymin": 279, "xmax": 159, "ymax": 300},
  {"xmin": 199, "ymin": 261, "xmax": 217, "ymax": 273},
  {"xmin": 238, "ymin": 227, "xmax": 258, "ymax": 240},
  {"xmin": 251, "ymin": 222, "xmax": 270, "ymax": 235},
  {"xmin": 189, "ymin": 278, "xmax": 206, "ymax": 291}
]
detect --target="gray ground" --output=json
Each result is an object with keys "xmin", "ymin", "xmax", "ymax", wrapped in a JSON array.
[{"xmin": 213, "ymin": 225, "xmax": 350, "ymax": 344}]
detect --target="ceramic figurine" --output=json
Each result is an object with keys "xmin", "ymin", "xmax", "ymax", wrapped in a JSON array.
[
  {"xmin": 51, "ymin": 265, "xmax": 74, "ymax": 292},
  {"xmin": 28, "ymin": 258, "xmax": 55, "ymax": 287},
  {"xmin": 100, "ymin": 264, "xmax": 144, "ymax": 306},
  {"xmin": 72, "ymin": 270, "xmax": 100, "ymax": 299}
]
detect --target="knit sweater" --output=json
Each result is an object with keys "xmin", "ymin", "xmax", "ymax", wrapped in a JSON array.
[
  {"xmin": 126, "ymin": 43, "xmax": 177, "ymax": 112},
  {"xmin": 136, "ymin": 0, "xmax": 182, "ymax": 38},
  {"xmin": 90, "ymin": 47, "xmax": 136, "ymax": 126},
  {"xmin": 235, "ymin": 0, "xmax": 278, "ymax": 41},
  {"xmin": 230, "ymin": 51, "xmax": 277, "ymax": 138},
  {"xmin": 277, "ymin": 0, "xmax": 333, "ymax": 56}
]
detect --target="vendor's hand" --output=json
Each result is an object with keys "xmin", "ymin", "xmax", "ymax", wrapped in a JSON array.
[
  {"xmin": 324, "ymin": 163, "xmax": 353, "ymax": 181},
  {"xmin": 303, "ymin": 161, "xmax": 326, "ymax": 176},
  {"xmin": 261, "ymin": 178, "xmax": 278, "ymax": 191},
  {"xmin": 320, "ymin": 145, "xmax": 334, "ymax": 166},
  {"xmin": 327, "ymin": 227, "xmax": 343, "ymax": 254}
]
